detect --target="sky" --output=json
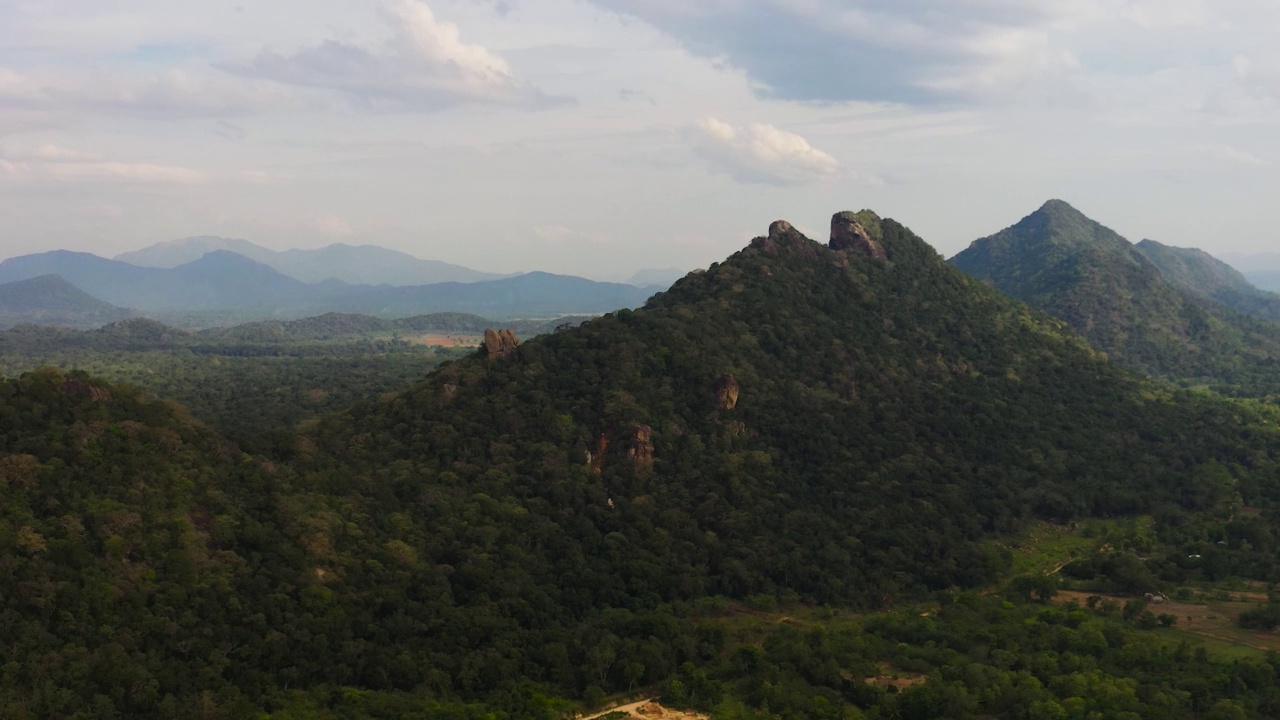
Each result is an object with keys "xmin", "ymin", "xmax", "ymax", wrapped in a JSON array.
[{"xmin": 2, "ymin": 0, "xmax": 1279, "ymax": 279}]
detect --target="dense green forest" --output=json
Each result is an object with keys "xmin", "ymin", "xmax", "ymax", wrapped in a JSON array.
[
  {"xmin": 1135, "ymin": 240, "xmax": 1280, "ymax": 322},
  {"xmin": 951, "ymin": 200, "xmax": 1280, "ymax": 398},
  {"xmin": 0, "ymin": 313, "xmax": 585, "ymax": 453},
  {"xmin": 5, "ymin": 214, "xmax": 1280, "ymax": 718}
]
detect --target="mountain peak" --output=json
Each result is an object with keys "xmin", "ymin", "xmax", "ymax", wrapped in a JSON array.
[
  {"xmin": 1038, "ymin": 198, "xmax": 1080, "ymax": 215},
  {"xmin": 830, "ymin": 210, "xmax": 886, "ymax": 258}
]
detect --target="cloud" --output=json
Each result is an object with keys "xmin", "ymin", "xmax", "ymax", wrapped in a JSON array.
[
  {"xmin": 225, "ymin": 0, "xmax": 558, "ymax": 110},
  {"xmin": 0, "ymin": 143, "xmax": 207, "ymax": 185},
  {"xmin": 308, "ymin": 213, "xmax": 355, "ymax": 237},
  {"xmin": 688, "ymin": 118, "xmax": 839, "ymax": 186},
  {"xmin": 0, "ymin": 66, "xmax": 296, "ymax": 119},
  {"xmin": 583, "ymin": 0, "xmax": 1280, "ymax": 110},
  {"xmin": 584, "ymin": 0, "xmax": 1087, "ymax": 104}
]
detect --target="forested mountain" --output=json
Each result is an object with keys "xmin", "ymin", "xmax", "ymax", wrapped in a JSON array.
[
  {"xmin": 0, "ymin": 251, "xmax": 655, "ymax": 324},
  {"xmin": 7, "ymin": 213, "xmax": 1280, "ymax": 718},
  {"xmin": 116, "ymin": 236, "xmax": 506, "ymax": 285},
  {"xmin": 1136, "ymin": 239, "xmax": 1280, "ymax": 321},
  {"xmin": 0, "ymin": 275, "xmax": 137, "ymax": 329},
  {"xmin": 951, "ymin": 200, "xmax": 1280, "ymax": 397}
]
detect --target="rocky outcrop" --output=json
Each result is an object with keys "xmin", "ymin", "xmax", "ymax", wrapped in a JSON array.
[
  {"xmin": 481, "ymin": 328, "xmax": 521, "ymax": 359},
  {"xmin": 438, "ymin": 382, "xmax": 458, "ymax": 407},
  {"xmin": 714, "ymin": 374, "xmax": 740, "ymax": 410},
  {"xmin": 830, "ymin": 211, "xmax": 886, "ymax": 259},
  {"xmin": 626, "ymin": 425, "xmax": 655, "ymax": 470},
  {"xmin": 752, "ymin": 220, "xmax": 817, "ymax": 258},
  {"xmin": 60, "ymin": 378, "xmax": 110, "ymax": 402}
]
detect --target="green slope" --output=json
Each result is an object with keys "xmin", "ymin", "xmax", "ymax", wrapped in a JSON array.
[
  {"xmin": 1136, "ymin": 238, "xmax": 1280, "ymax": 321},
  {"xmin": 951, "ymin": 200, "xmax": 1280, "ymax": 397}
]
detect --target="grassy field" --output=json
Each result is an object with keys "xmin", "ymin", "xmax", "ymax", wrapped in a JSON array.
[{"xmin": 997, "ymin": 517, "xmax": 1150, "ymax": 576}]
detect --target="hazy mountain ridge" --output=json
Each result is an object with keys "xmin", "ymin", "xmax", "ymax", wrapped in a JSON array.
[
  {"xmin": 115, "ymin": 235, "xmax": 507, "ymax": 286},
  {"xmin": 0, "ymin": 250, "xmax": 656, "ymax": 325},
  {"xmin": 951, "ymin": 200, "xmax": 1280, "ymax": 396},
  {"xmin": 0, "ymin": 274, "xmax": 138, "ymax": 329}
]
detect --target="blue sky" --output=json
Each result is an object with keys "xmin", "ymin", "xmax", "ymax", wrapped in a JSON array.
[{"xmin": 2, "ymin": 0, "xmax": 1278, "ymax": 278}]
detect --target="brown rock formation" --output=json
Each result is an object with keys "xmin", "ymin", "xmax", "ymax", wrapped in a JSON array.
[
  {"xmin": 481, "ymin": 328, "xmax": 521, "ymax": 359},
  {"xmin": 753, "ymin": 219, "xmax": 817, "ymax": 258},
  {"xmin": 438, "ymin": 382, "xmax": 458, "ymax": 407},
  {"xmin": 627, "ymin": 425, "xmax": 655, "ymax": 470},
  {"xmin": 60, "ymin": 378, "xmax": 110, "ymax": 402},
  {"xmin": 714, "ymin": 374, "xmax": 740, "ymax": 410},
  {"xmin": 830, "ymin": 212, "xmax": 887, "ymax": 259}
]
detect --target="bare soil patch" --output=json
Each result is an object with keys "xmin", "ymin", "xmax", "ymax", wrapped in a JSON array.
[{"xmin": 584, "ymin": 699, "xmax": 710, "ymax": 720}]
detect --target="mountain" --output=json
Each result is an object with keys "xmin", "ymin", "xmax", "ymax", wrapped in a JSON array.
[
  {"xmin": 1135, "ymin": 239, "xmax": 1280, "ymax": 321},
  {"xmin": 0, "ymin": 251, "xmax": 653, "ymax": 323},
  {"xmin": 627, "ymin": 266, "xmax": 687, "ymax": 288},
  {"xmin": 116, "ymin": 235, "xmax": 505, "ymax": 285},
  {"xmin": 0, "ymin": 249, "xmax": 313, "ymax": 313},
  {"xmin": 951, "ymin": 199, "xmax": 1280, "ymax": 395},
  {"xmin": 285, "ymin": 213, "xmax": 1277, "ymax": 702},
  {"xmin": 322, "ymin": 271, "xmax": 656, "ymax": 317},
  {"xmin": 7, "ymin": 213, "xmax": 1280, "ymax": 717},
  {"xmin": 0, "ymin": 274, "xmax": 137, "ymax": 328},
  {"xmin": 1246, "ymin": 270, "xmax": 1280, "ymax": 292},
  {"xmin": 112, "ymin": 235, "xmax": 269, "ymax": 268}
]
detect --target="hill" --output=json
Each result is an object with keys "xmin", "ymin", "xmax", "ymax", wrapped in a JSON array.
[
  {"xmin": 287, "ymin": 214, "xmax": 1280, "ymax": 703},
  {"xmin": 7, "ymin": 213, "xmax": 1280, "ymax": 718},
  {"xmin": 116, "ymin": 235, "xmax": 505, "ymax": 285},
  {"xmin": 0, "ymin": 252, "xmax": 654, "ymax": 324},
  {"xmin": 1135, "ymin": 239, "xmax": 1280, "ymax": 321},
  {"xmin": 0, "ymin": 250, "xmax": 311, "ymax": 312},
  {"xmin": 950, "ymin": 200, "xmax": 1280, "ymax": 396},
  {"xmin": 0, "ymin": 275, "xmax": 137, "ymax": 329},
  {"xmin": 1246, "ymin": 270, "xmax": 1280, "ymax": 293}
]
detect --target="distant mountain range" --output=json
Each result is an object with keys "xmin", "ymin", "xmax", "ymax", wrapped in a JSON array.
[
  {"xmin": 0, "ymin": 250, "xmax": 658, "ymax": 327},
  {"xmin": 0, "ymin": 274, "xmax": 137, "ymax": 329},
  {"xmin": 1214, "ymin": 251, "xmax": 1280, "ymax": 292},
  {"xmin": 115, "ymin": 236, "xmax": 507, "ymax": 286},
  {"xmin": 951, "ymin": 199, "xmax": 1280, "ymax": 396}
]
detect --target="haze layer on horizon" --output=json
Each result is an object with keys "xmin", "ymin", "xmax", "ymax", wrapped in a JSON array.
[{"xmin": 2, "ymin": 0, "xmax": 1278, "ymax": 277}]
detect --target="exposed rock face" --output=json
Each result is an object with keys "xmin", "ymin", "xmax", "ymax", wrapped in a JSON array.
[
  {"xmin": 626, "ymin": 425, "xmax": 655, "ymax": 470},
  {"xmin": 438, "ymin": 382, "xmax": 458, "ymax": 407},
  {"xmin": 753, "ymin": 220, "xmax": 817, "ymax": 258},
  {"xmin": 482, "ymin": 328, "xmax": 521, "ymax": 359},
  {"xmin": 714, "ymin": 374, "xmax": 740, "ymax": 410},
  {"xmin": 60, "ymin": 378, "xmax": 110, "ymax": 402},
  {"xmin": 830, "ymin": 212, "xmax": 887, "ymax": 259}
]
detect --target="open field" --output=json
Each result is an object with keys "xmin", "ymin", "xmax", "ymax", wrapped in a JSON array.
[
  {"xmin": 1054, "ymin": 589, "xmax": 1280, "ymax": 656},
  {"xmin": 399, "ymin": 332, "xmax": 482, "ymax": 347}
]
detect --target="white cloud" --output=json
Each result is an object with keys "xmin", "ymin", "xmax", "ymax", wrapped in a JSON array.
[
  {"xmin": 0, "ymin": 143, "xmax": 206, "ymax": 185},
  {"xmin": 0, "ymin": 66, "xmax": 297, "ymax": 119},
  {"xmin": 226, "ymin": 0, "xmax": 557, "ymax": 110},
  {"xmin": 308, "ymin": 213, "xmax": 355, "ymax": 237},
  {"xmin": 688, "ymin": 118, "xmax": 840, "ymax": 186}
]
